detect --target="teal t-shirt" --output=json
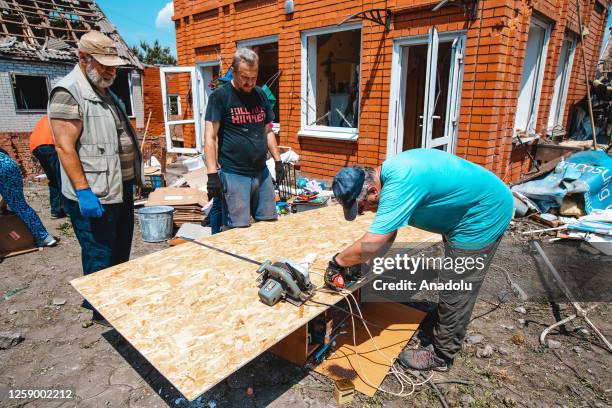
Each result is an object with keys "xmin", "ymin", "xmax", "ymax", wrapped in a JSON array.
[{"xmin": 369, "ymin": 149, "xmax": 514, "ymax": 248}]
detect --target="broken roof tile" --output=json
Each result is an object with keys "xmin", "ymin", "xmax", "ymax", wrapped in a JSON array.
[{"xmin": 0, "ymin": 0, "xmax": 143, "ymax": 69}]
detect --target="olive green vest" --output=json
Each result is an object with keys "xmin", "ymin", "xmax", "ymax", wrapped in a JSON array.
[{"xmin": 49, "ymin": 65, "xmax": 143, "ymax": 204}]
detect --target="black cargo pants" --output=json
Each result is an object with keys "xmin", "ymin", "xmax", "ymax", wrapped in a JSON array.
[{"xmin": 425, "ymin": 238, "xmax": 502, "ymax": 364}]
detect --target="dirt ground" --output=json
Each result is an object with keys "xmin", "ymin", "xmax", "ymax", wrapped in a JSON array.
[{"xmin": 1, "ymin": 181, "xmax": 611, "ymax": 408}]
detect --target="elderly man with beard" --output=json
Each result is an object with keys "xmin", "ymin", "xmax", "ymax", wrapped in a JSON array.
[{"xmin": 48, "ymin": 31, "xmax": 143, "ymax": 325}]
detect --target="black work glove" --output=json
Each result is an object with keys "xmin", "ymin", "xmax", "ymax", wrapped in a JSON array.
[
  {"xmin": 207, "ymin": 173, "xmax": 222, "ymax": 200},
  {"xmin": 325, "ymin": 255, "xmax": 346, "ymax": 290},
  {"xmin": 275, "ymin": 160, "xmax": 285, "ymax": 183},
  {"xmin": 325, "ymin": 253, "xmax": 365, "ymax": 290},
  {"xmin": 346, "ymin": 262, "xmax": 366, "ymax": 279}
]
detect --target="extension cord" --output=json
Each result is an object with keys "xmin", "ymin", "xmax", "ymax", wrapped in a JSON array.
[{"xmin": 335, "ymin": 290, "xmax": 433, "ymax": 397}]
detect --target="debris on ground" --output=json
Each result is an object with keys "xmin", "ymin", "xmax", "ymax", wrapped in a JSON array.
[
  {"xmin": 465, "ymin": 333, "xmax": 484, "ymax": 345},
  {"xmin": 0, "ymin": 331, "xmax": 24, "ymax": 349},
  {"xmin": 476, "ymin": 345, "xmax": 494, "ymax": 358},
  {"xmin": 514, "ymin": 306, "xmax": 527, "ymax": 314},
  {"xmin": 52, "ymin": 297, "xmax": 67, "ymax": 306},
  {"xmin": 511, "ymin": 150, "xmax": 611, "ymax": 260}
]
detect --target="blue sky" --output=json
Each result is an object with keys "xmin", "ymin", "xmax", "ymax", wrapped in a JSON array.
[
  {"xmin": 97, "ymin": 0, "xmax": 176, "ymax": 57},
  {"xmin": 97, "ymin": 1, "xmax": 611, "ymax": 61}
]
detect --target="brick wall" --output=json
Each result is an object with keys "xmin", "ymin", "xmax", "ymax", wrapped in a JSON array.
[
  {"xmin": 0, "ymin": 132, "xmax": 41, "ymax": 177},
  {"xmin": 174, "ymin": 0, "xmax": 610, "ymax": 182},
  {"xmin": 0, "ymin": 59, "xmax": 73, "ymax": 133},
  {"xmin": 141, "ymin": 65, "xmax": 167, "ymax": 159}
]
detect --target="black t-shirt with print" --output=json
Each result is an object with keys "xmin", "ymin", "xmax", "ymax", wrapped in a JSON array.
[{"xmin": 205, "ymin": 83, "xmax": 274, "ymax": 176}]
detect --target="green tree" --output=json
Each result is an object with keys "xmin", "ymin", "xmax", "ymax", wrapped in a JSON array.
[{"xmin": 130, "ymin": 40, "xmax": 177, "ymax": 65}]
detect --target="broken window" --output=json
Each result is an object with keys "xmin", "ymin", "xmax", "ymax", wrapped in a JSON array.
[
  {"xmin": 110, "ymin": 70, "xmax": 134, "ymax": 117},
  {"xmin": 301, "ymin": 26, "xmax": 361, "ymax": 138},
  {"xmin": 168, "ymin": 94, "xmax": 182, "ymax": 116},
  {"xmin": 514, "ymin": 17, "xmax": 551, "ymax": 136},
  {"xmin": 547, "ymin": 34, "xmax": 577, "ymax": 136},
  {"xmin": 251, "ymin": 43, "xmax": 279, "ymax": 125},
  {"xmin": 11, "ymin": 74, "xmax": 49, "ymax": 111}
]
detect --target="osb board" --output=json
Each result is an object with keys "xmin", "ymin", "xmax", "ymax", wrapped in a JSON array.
[
  {"xmin": 71, "ymin": 205, "xmax": 439, "ymax": 401},
  {"xmin": 314, "ymin": 302, "xmax": 425, "ymax": 396}
]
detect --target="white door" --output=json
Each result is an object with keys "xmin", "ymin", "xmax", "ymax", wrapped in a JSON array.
[
  {"xmin": 440, "ymin": 37, "xmax": 465, "ymax": 153},
  {"xmin": 547, "ymin": 36, "xmax": 576, "ymax": 134},
  {"xmin": 387, "ymin": 29, "xmax": 466, "ymax": 156},
  {"xmin": 196, "ymin": 62, "xmax": 221, "ymax": 145},
  {"xmin": 514, "ymin": 17, "xmax": 551, "ymax": 135},
  {"xmin": 425, "ymin": 31, "xmax": 465, "ymax": 151},
  {"xmin": 422, "ymin": 27, "xmax": 439, "ymax": 148},
  {"xmin": 160, "ymin": 66, "xmax": 202, "ymax": 154}
]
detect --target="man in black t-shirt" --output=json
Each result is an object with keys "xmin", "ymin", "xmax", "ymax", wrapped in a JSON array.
[{"xmin": 204, "ymin": 48, "xmax": 283, "ymax": 229}]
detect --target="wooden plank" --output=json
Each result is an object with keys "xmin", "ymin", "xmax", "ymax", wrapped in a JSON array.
[
  {"xmin": 314, "ymin": 302, "xmax": 425, "ymax": 396},
  {"xmin": 71, "ymin": 205, "xmax": 439, "ymax": 401},
  {"xmin": 269, "ymin": 323, "xmax": 308, "ymax": 366},
  {"xmin": 1, "ymin": 246, "xmax": 42, "ymax": 258}
]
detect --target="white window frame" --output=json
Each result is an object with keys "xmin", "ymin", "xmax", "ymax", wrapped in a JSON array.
[
  {"xmin": 298, "ymin": 22, "xmax": 362, "ymax": 141},
  {"xmin": 236, "ymin": 34, "xmax": 278, "ymax": 48},
  {"xmin": 160, "ymin": 66, "xmax": 202, "ymax": 154},
  {"xmin": 10, "ymin": 72, "xmax": 50, "ymax": 113},
  {"xmin": 513, "ymin": 16, "xmax": 551, "ymax": 136},
  {"xmin": 196, "ymin": 59, "xmax": 220, "ymax": 147},
  {"xmin": 386, "ymin": 30, "xmax": 467, "ymax": 157},
  {"xmin": 236, "ymin": 35, "xmax": 280, "ymax": 132},
  {"xmin": 547, "ymin": 34, "xmax": 577, "ymax": 134}
]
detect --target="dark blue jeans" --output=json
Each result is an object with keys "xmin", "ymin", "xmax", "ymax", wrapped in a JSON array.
[
  {"xmin": 32, "ymin": 144, "xmax": 63, "ymax": 216},
  {"xmin": 218, "ymin": 168, "xmax": 277, "ymax": 228},
  {"xmin": 64, "ymin": 181, "xmax": 134, "ymax": 310},
  {"xmin": 209, "ymin": 198, "xmax": 222, "ymax": 235}
]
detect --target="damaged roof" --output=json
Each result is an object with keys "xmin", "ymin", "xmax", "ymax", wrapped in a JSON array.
[{"xmin": 0, "ymin": 0, "xmax": 143, "ymax": 69}]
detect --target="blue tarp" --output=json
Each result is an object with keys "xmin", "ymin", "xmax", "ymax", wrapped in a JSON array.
[{"xmin": 512, "ymin": 150, "xmax": 612, "ymax": 214}]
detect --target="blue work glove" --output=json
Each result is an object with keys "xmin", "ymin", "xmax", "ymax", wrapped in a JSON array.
[{"xmin": 76, "ymin": 188, "xmax": 104, "ymax": 218}]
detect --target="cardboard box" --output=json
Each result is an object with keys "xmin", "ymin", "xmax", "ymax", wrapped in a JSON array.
[{"xmin": 0, "ymin": 214, "xmax": 36, "ymax": 257}]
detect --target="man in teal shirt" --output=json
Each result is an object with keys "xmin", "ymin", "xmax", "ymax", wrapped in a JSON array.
[{"xmin": 328, "ymin": 148, "xmax": 513, "ymax": 371}]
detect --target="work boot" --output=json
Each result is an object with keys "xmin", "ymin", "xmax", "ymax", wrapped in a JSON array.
[{"xmin": 399, "ymin": 344, "xmax": 449, "ymax": 372}]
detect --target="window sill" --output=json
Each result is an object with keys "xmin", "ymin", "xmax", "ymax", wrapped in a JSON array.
[
  {"xmin": 15, "ymin": 109, "xmax": 47, "ymax": 114},
  {"xmin": 297, "ymin": 128, "xmax": 358, "ymax": 141},
  {"xmin": 512, "ymin": 134, "xmax": 540, "ymax": 144}
]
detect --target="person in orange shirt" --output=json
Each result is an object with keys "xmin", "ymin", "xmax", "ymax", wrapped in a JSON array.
[{"xmin": 30, "ymin": 115, "xmax": 65, "ymax": 218}]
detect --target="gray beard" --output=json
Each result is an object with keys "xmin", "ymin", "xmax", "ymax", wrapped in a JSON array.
[{"xmin": 85, "ymin": 63, "xmax": 115, "ymax": 89}]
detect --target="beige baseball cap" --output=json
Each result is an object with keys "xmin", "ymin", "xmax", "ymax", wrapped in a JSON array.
[{"xmin": 78, "ymin": 31, "xmax": 127, "ymax": 67}]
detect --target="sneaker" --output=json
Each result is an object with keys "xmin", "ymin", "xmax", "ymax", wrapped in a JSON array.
[
  {"xmin": 37, "ymin": 235, "xmax": 59, "ymax": 247},
  {"xmin": 399, "ymin": 344, "xmax": 449, "ymax": 371}
]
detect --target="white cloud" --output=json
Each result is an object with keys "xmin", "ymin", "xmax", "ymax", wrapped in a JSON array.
[{"xmin": 155, "ymin": 2, "xmax": 174, "ymax": 30}]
